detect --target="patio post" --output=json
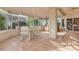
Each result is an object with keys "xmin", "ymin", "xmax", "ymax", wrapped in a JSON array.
[
  {"xmin": 64, "ymin": 17, "xmax": 67, "ymax": 31},
  {"xmin": 4, "ymin": 14, "xmax": 8, "ymax": 30},
  {"xmin": 48, "ymin": 8, "xmax": 57, "ymax": 39}
]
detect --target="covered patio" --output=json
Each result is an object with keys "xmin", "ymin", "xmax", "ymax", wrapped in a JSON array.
[{"xmin": 0, "ymin": 7, "xmax": 79, "ymax": 51}]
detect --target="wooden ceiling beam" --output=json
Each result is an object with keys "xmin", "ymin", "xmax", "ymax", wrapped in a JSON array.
[{"xmin": 58, "ymin": 8, "xmax": 65, "ymax": 16}]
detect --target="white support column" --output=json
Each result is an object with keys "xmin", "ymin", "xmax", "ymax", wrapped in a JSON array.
[
  {"xmin": 16, "ymin": 15, "xmax": 20, "ymax": 32},
  {"xmin": 11, "ymin": 15, "xmax": 13, "ymax": 29},
  {"xmin": 48, "ymin": 8, "xmax": 57, "ymax": 39},
  {"xmin": 72, "ymin": 18, "xmax": 74, "ymax": 31},
  {"xmin": 18, "ymin": 16, "xmax": 20, "ymax": 28},
  {"xmin": 64, "ymin": 18, "xmax": 67, "ymax": 31},
  {"xmin": 4, "ymin": 14, "xmax": 7, "ymax": 30},
  {"xmin": 4, "ymin": 14, "xmax": 9, "ymax": 30}
]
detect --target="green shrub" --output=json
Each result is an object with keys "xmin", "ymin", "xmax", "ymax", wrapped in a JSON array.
[
  {"xmin": 26, "ymin": 17, "xmax": 42, "ymax": 28},
  {"xmin": 0, "ymin": 14, "xmax": 5, "ymax": 30}
]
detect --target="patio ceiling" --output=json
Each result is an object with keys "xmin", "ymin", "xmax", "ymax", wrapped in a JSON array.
[{"xmin": 1, "ymin": 7, "xmax": 79, "ymax": 18}]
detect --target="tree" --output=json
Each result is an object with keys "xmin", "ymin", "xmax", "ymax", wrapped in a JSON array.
[{"xmin": 0, "ymin": 13, "xmax": 5, "ymax": 30}]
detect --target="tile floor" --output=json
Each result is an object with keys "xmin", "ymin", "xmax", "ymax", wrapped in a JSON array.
[{"xmin": 0, "ymin": 32, "xmax": 78, "ymax": 51}]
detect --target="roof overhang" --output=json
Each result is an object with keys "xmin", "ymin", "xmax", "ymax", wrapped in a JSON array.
[{"xmin": 1, "ymin": 7, "xmax": 79, "ymax": 19}]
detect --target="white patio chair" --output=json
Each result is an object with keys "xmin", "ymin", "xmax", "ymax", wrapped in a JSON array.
[{"xmin": 20, "ymin": 26, "xmax": 30, "ymax": 41}]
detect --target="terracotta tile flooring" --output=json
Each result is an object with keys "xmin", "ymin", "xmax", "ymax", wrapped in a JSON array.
[{"xmin": 0, "ymin": 32, "xmax": 78, "ymax": 51}]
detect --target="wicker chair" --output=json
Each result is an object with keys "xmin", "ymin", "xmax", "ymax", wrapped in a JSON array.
[
  {"xmin": 70, "ymin": 34, "xmax": 79, "ymax": 50},
  {"xmin": 20, "ymin": 26, "xmax": 30, "ymax": 41}
]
